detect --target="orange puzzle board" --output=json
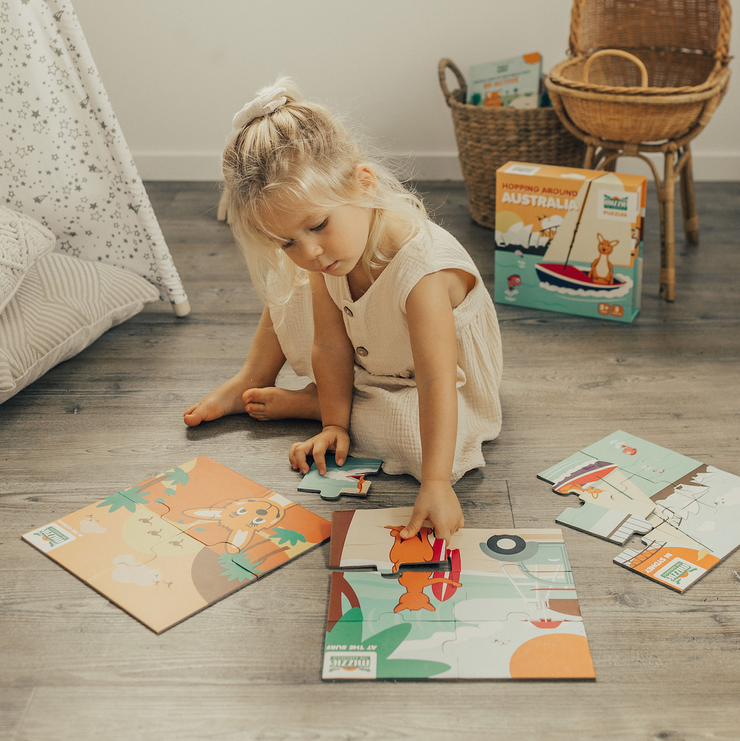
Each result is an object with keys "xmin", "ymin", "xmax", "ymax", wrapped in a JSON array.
[{"xmin": 23, "ymin": 456, "xmax": 331, "ymax": 633}]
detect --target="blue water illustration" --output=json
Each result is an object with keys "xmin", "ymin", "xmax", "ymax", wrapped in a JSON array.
[{"xmin": 495, "ymin": 250, "xmax": 641, "ymax": 322}]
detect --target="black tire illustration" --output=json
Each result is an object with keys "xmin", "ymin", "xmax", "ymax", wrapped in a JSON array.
[{"xmin": 486, "ymin": 534, "xmax": 527, "ymax": 555}]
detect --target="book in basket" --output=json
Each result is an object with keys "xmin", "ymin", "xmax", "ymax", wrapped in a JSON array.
[{"xmin": 467, "ymin": 53, "xmax": 542, "ymax": 109}]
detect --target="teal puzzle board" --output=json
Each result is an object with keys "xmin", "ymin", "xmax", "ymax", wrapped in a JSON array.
[{"xmin": 322, "ymin": 507, "xmax": 595, "ymax": 680}]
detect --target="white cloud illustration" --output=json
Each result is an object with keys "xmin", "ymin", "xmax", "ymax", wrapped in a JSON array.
[
  {"xmin": 111, "ymin": 554, "xmax": 162, "ymax": 586},
  {"xmin": 79, "ymin": 516, "xmax": 106, "ymax": 534}
]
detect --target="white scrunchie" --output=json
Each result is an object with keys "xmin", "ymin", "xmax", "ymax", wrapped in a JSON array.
[{"xmin": 230, "ymin": 88, "xmax": 288, "ymax": 138}]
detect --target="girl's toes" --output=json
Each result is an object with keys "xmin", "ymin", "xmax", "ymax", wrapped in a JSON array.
[
  {"xmin": 245, "ymin": 403, "xmax": 269, "ymax": 421},
  {"xmin": 244, "ymin": 387, "xmax": 269, "ymax": 404},
  {"xmin": 183, "ymin": 407, "xmax": 203, "ymax": 426}
]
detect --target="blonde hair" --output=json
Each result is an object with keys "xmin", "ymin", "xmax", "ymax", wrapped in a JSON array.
[{"xmin": 222, "ymin": 77, "xmax": 428, "ymax": 312}]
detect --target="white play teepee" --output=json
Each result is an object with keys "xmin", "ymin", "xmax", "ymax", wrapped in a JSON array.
[{"xmin": 0, "ymin": 0, "xmax": 189, "ymax": 316}]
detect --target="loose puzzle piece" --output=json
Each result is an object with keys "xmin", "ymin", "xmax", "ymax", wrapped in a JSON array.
[
  {"xmin": 22, "ymin": 456, "xmax": 331, "ymax": 632},
  {"xmin": 298, "ymin": 453, "xmax": 382, "ymax": 501},
  {"xmin": 540, "ymin": 431, "xmax": 740, "ymax": 592},
  {"xmin": 323, "ymin": 508, "xmax": 594, "ymax": 680}
]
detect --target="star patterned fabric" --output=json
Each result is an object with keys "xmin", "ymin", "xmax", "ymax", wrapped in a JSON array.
[{"xmin": 0, "ymin": 0, "xmax": 188, "ymax": 310}]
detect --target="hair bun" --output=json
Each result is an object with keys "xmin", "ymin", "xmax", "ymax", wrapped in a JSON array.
[
  {"xmin": 231, "ymin": 88, "xmax": 287, "ymax": 135},
  {"xmin": 229, "ymin": 77, "xmax": 302, "ymax": 139}
]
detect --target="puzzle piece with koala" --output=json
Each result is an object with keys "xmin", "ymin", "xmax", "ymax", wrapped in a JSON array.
[
  {"xmin": 22, "ymin": 456, "xmax": 330, "ymax": 633},
  {"xmin": 322, "ymin": 506, "xmax": 595, "ymax": 681},
  {"xmin": 538, "ymin": 431, "xmax": 740, "ymax": 592}
]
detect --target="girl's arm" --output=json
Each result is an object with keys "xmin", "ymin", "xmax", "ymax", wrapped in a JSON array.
[
  {"xmin": 289, "ymin": 272, "xmax": 355, "ymax": 475},
  {"xmin": 399, "ymin": 269, "xmax": 468, "ymax": 543}
]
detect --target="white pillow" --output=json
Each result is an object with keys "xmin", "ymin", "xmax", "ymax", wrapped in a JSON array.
[
  {"xmin": 0, "ymin": 252, "xmax": 159, "ymax": 403},
  {"xmin": 0, "ymin": 206, "xmax": 56, "ymax": 314}
]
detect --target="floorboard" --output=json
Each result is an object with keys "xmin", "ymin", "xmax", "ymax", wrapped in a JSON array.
[{"xmin": 1, "ymin": 180, "xmax": 739, "ymax": 741}]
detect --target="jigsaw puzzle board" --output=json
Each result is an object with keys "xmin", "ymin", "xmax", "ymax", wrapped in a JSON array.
[
  {"xmin": 23, "ymin": 456, "xmax": 330, "ymax": 633},
  {"xmin": 538, "ymin": 431, "xmax": 740, "ymax": 592},
  {"xmin": 323, "ymin": 507, "xmax": 595, "ymax": 680}
]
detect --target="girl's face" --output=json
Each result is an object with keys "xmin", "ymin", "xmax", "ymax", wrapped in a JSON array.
[{"xmin": 263, "ymin": 199, "xmax": 372, "ymax": 277}]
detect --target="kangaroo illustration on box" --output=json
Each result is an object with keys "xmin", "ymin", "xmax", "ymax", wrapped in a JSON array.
[{"xmin": 589, "ymin": 233, "xmax": 619, "ymax": 285}]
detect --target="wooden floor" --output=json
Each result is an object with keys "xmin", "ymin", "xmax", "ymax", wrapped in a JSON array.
[{"xmin": 2, "ymin": 180, "xmax": 739, "ymax": 741}]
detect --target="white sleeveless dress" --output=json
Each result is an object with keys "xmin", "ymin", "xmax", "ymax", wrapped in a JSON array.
[{"xmin": 319, "ymin": 221, "xmax": 503, "ymax": 483}]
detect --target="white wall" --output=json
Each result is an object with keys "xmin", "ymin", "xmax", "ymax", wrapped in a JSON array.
[{"xmin": 74, "ymin": 0, "xmax": 740, "ymax": 181}]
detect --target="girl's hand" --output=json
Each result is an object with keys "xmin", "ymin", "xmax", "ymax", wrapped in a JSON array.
[
  {"xmin": 400, "ymin": 480, "xmax": 464, "ymax": 544},
  {"xmin": 289, "ymin": 425, "xmax": 350, "ymax": 475}
]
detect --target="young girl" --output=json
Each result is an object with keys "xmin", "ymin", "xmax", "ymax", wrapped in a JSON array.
[{"xmin": 184, "ymin": 78, "xmax": 503, "ymax": 542}]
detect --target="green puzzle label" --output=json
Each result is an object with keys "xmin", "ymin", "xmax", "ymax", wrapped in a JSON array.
[
  {"xmin": 24, "ymin": 522, "xmax": 77, "ymax": 552},
  {"xmin": 323, "ymin": 651, "xmax": 377, "ymax": 680},
  {"xmin": 654, "ymin": 558, "xmax": 705, "ymax": 589}
]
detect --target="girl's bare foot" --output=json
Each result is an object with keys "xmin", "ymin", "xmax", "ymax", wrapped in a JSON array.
[
  {"xmin": 243, "ymin": 384, "xmax": 321, "ymax": 421},
  {"xmin": 183, "ymin": 377, "xmax": 251, "ymax": 427}
]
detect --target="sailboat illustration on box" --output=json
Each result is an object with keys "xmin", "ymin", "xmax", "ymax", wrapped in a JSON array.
[{"xmin": 535, "ymin": 176, "xmax": 635, "ymax": 299}]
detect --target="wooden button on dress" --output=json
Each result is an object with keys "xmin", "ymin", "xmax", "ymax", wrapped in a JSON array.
[
  {"xmin": 356, "ymin": 347, "xmax": 368, "ymax": 357},
  {"xmin": 343, "ymin": 306, "xmax": 353, "ymax": 317}
]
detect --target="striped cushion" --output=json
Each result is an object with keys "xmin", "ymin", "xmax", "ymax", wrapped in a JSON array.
[
  {"xmin": 0, "ymin": 252, "xmax": 159, "ymax": 403},
  {"xmin": 0, "ymin": 206, "xmax": 56, "ymax": 314}
]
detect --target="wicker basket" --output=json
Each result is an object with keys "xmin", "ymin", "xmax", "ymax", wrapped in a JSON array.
[
  {"xmin": 545, "ymin": 0, "xmax": 732, "ymax": 146},
  {"xmin": 438, "ymin": 58, "xmax": 587, "ymax": 230},
  {"xmin": 547, "ymin": 48, "xmax": 731, "ymax": 144}
]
